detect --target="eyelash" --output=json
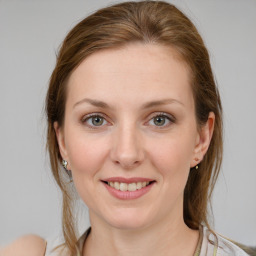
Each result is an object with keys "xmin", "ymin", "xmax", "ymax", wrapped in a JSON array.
[
  {"xmin": 81, "ymin": 113, "xmax": 109, "ymax": 129},
  {"xmin": 81, "ymin": 112, "xmax": 175, "ymax": 129},
  {"xmin": 147, "ymin": 112, "xmax": 175, "ymax": 128}
]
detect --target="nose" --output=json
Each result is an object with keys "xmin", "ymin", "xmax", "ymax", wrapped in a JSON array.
[{"xmin": 110, "ymin": 124, "xmax": 144, "ymax": 169}]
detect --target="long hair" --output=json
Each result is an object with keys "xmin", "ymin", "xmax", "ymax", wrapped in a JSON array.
[{"xmin": 45, "ymin": 1, "xmax": 223, "ymax": 255}]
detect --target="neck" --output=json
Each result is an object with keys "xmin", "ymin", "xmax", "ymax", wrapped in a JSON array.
[{"xmin": 83, "ymin": 211, "xmax": 199, "ymax": 256}]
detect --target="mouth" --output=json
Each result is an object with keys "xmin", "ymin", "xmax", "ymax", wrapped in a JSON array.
[
  {"xmin": 101, "ymin": 177, "xmax": 156, "ymax": 200},
  {"xmin": 102, "ymin": 180, "xmax": 156, "ymax": 192}
]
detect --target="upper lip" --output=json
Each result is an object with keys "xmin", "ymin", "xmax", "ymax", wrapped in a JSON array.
[{"xmin": 102, "ymin": 177, "xmax": 155, "ymax": 183}]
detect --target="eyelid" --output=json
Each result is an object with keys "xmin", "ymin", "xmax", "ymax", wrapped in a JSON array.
[
  {"xmin": 81, "ymin": 112, "xmax": 110, "ymax": 128},
  {"xmin": 81, "ymin": 111, "xmax": 175, "ymax": 129},
  {"xmin": 148, "ymin": 112, "xmax": 175, "ymax": 120},
  {"xmin": 81, "ymin": 112, "xmax": 108, "ymax": 121},
  {"xmin": 146, "ymin": 112, "xmax": 176, "ymax": 127}
]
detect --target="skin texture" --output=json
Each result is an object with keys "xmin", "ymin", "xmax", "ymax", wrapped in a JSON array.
[
  {"xmin": 55, "ymin": 43, "xmax": 215, "ymax": 256},
  {"xmin": 0, "ymin": 235, "xmax": 46, "ymax": 256}
]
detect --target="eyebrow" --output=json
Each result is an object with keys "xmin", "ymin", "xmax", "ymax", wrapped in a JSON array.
[
  {"xmin": 141, "ymin": 99, "xmax": 184, "ymax": 108},
  {"xmin": 73, "ymin": 98, "xmax": 184, "ymax": 109},
  {"xmin": 73, "ymin": 98, "xmax": 110, "ymax": 109}
]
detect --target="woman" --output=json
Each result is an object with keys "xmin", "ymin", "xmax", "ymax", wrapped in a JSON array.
[{"xmin": 2, "ymin": 1, "xmax": 249, "ymax": 255}]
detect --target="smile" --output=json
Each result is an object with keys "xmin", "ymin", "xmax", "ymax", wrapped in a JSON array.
[
  {"xmin": 102, "ymin": 177, "xmax": 156, "ymax": 200},
  {"xmin": 107, "ymin": 181, "xmax": 153, "ymax": 191}
]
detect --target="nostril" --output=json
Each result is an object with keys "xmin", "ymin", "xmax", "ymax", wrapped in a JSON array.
[{"xmin": 114, "ymin": 160, "xmax": 140, "ymax": 169}]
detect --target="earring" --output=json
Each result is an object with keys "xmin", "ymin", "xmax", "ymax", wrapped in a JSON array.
[
  {"xmin": 62, "ymin": 159, "xmax": 68, "ymax": 169},
  {"xmin": 194, "ymin": 158, "xmax": 199, "ymax": 170},
  {"xmin": 62, "ymin": 159, "xmax": 73, "ymax": 182}
]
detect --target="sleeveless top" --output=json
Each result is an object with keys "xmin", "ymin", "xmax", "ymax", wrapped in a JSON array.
[{"xmin": 45, "ymin": 226, "xmax": 249, "ymax": 256}]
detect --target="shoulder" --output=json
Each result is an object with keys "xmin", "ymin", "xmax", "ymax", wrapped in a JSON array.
[
  {"xmin": 0, "ymin": 234, "xmax": 46, "ymax": 256},
  {"xmin": 201, "ymin": 226, "xmax": 249, "ymax": 256},
  {"xmin": 216, "ymin": 234, "xmax": 250, "ymax": 256}
]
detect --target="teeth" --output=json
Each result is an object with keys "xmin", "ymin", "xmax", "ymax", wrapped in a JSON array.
[
  {"xmin": 114, "ymin": 182, "xmax": 120, "ymax": 190},
  {"xmin": 136, "ymin": 182, "xmax": 142, "ymax": 190},
  {"xmin": 128, "ymin": 183, "xmax": 137, "ymax": 191},
  {"xmin": 107, "ymin": 181, "xmax": 152, "ymax": 191},
  {"xmin": 119, "ymin": 183, "xmax": 127, "ymax": 191}
]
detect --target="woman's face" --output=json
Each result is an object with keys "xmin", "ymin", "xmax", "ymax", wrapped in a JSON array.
[{"xmin": 55, "ymin": 43, "xmax": 213, "ymax": 230}]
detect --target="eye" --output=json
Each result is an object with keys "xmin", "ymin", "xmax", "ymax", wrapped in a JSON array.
[
  {"xmin": 148, "ymin": 113, "xmax": 174, "ymax": 128},
  {"xmin": 82, "ymin": 114, "xmax": 108, "ymax": 128}
]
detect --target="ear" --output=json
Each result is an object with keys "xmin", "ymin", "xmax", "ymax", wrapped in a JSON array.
[
  {"xmin": 54, "ymin": 121, "xmax": 68, "ymax": 161},
  {"xmin": 190, "ymin": 112, "xmax": 215, "ymax": 168}
]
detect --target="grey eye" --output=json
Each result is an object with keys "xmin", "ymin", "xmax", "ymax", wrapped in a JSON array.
[
  {"xmin": 91, "ymin": 116, "xmax": 104, "ymax": 126},
  {"xmin": 153, "ymin": 116, "xmax": 167, "ymax": 126},
  {"xmin": 84, "ymin": 115, "xmax": 107, "ymax": 127},
  {"xmin": 148, "ymin": 113, "xmax": 174, "ymax": 128}
]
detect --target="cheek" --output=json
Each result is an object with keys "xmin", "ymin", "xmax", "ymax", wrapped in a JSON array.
[
  {"xmin": 149, "ymin": 137, "xmax": 194, "ymax": 207},
  {"xmin": 149, "ymin": 136, "xmax": 194, "ymax": 172},
  {"xmin": 66, "ymin": 131, "xmax": 109, "ymax": 178},
  {"xmin": 65, "ymin": 132, "xmax": 111, "ymax": 206},
  {"xmin": 148, "ymin": 129, "xmax": 196, "ymax": 190}
]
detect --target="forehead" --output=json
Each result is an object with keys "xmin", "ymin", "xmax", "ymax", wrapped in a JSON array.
[{"xmin": 66, "ymin": 43, "xmax": 193, "ymax": 109}]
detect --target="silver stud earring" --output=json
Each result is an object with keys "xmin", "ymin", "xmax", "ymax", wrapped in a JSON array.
[
  {"xmin": 62, "ymin": 159, "xmax": 68, "ymax": 169},
  {"xmin": 62, "ymin": 159, "xmax": 73, "ymax": 182}
]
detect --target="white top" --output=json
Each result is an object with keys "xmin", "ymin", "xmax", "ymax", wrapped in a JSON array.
[
  {"xmin": 45, "ymin": 226, "xmax": 249, "ymax": 256},
  {"xmin": 198, "ymin": 226, "xmax": 249, "ymax": 256}
]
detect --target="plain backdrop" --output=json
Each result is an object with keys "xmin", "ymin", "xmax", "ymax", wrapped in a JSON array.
[{"xmin": 0, "ymin": 0, "xmax": 255, "ymax": 247}]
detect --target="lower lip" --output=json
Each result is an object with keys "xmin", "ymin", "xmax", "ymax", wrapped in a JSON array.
[{"xmin": 102, "ymin": 182, "xmax": 155, "ymax": 200}]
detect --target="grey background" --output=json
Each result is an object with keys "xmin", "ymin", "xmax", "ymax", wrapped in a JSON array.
[{"xmin": 0, "ymin": 0, "xmax": 255, "ymax": 246}]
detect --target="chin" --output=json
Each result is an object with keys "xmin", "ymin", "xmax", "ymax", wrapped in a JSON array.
[{"xmin": 105, "ymin": 208, "xmax": 153, "ymax": 230}]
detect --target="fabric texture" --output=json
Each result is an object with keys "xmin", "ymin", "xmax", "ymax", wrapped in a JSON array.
[
  {"xmin": 199, "ymin": 226, "xmax": 249, "ymax": 256},
  {"xmin": 45, "ymin": 226, "xmax": 249, "ymax": 256}
]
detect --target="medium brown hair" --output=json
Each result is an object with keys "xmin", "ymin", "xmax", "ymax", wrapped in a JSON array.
[{"xmin": 46, "ymin": 1, "xmax": 223, "ymax": 255}]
